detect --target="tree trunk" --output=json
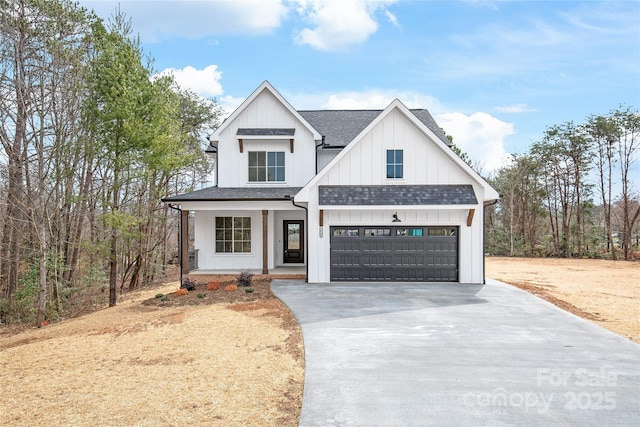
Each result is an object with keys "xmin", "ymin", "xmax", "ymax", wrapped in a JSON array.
[
  {"xmin": 36, "ymin": 223, "xmax": 47, "ymax": 328},
  {"xmin": 109, "ymin": 233, "xmax": 117, "ymax": 306}
]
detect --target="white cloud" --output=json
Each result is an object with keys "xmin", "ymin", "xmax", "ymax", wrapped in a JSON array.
[
  {"xmin": 384, "ymin": 9, "xmax": 400, "ymax": 29},
  {"xmin": 317, "ymin": 90, "xmax": 444, "ymax": 112},
  {"xmin": 81, "ymin": 0, "xmax": 288, "ymax": 42},
  {"xmin": 155, "ymin": 65, "xmax": 223, "ymax": 99},
  {"xmin": 435, "ymin": 112, "xmax": 514, "ymax": 172},
  {"xmin": 292, "ymin": 0, "xmax": 398, "ymax": 51},
  {"xmin": 495, "ymin": 103, "xmax": 537, "ymax": 113},
  {"xmin": 219, "ymin": 95, "xmax": 246, "ymax": 118}
]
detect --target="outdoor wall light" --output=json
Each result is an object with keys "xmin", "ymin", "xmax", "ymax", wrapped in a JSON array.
[{"xmin": 392, "ymin": 212, "xmax": 401, "ymax": 222}]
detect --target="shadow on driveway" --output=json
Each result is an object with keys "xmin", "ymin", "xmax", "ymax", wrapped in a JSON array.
[{"xmin": 272, "ymin": 279, "xmax": 640, "ymax": 427}]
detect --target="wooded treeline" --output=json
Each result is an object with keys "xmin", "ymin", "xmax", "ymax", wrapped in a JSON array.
[
  {"xmin": 0, "ymin": 0, "xmax": 221, "ymax": 326},
  {"xmin": 486, "ymin": 108, "xmax": 640, "ymax": 260},
  {"xmin": 1, "ymin": 0, "xmax": 637, "ymax": 328}
]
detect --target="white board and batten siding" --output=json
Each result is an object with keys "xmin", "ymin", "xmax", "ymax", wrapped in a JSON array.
[
  {"xmin": 302, "ymin": 105, "xmax": 488, "ymax": 283},
  {"xmin": 186, "ymin": 200, "xmax": 305, "ymax": 271},
  {"xmin": 215, "ymin": 89, "xmax": 317, "ymax": 188}
]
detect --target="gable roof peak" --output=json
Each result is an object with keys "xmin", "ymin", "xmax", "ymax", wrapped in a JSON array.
[{"xmin": 210, "ymin": 81, "xmax": 321, "ymax": 142}]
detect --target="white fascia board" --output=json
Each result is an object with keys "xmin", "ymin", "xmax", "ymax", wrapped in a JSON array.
[
  {"xmin": 240, "ymin": 135, "xmax": 296, "ymax": 140},
  {"xmin": 296, "ymin": 102, "xmax": 400, "ymax": 202},
  {"xmin": 296, "ymin": 99, "xmax": 498, "ymax": 203},
  {"xmin": 393, "ymin": 103, "xmax": 500, "ymax": 202},
  {"xmin": 178, "ymin": 200, "xmax": 295, "ymax": 211},
  {"xmin": 210, "ymin": 81, "xmax": 321, "ymax": 142},
  {"xmin": 318, "ymin": 204, "xmax": 480, "ymax": 211}
]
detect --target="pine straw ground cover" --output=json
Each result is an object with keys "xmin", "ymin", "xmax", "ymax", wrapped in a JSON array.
[{"xmin": 0, "ymin": 277, "xmax": 304, "ymax": 426}]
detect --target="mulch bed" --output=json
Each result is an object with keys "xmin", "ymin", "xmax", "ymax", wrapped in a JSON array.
[{"xmin": 141, "ymin": 276, "xmax": 276, "ymax": 307}]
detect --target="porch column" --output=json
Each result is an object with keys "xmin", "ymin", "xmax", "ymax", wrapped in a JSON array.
[
  {"xmin": 181, "ymin": 210, "xmax": 189, "ymax": 274},
  {"xmin": 262, "ymin": 210, "xmax": 268, "ymax": 274}
]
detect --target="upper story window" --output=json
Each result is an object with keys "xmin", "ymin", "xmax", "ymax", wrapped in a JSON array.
[
  {"xmin": 386, "ymin": 149, "xmax": 403, "ymax": 179},
  {"xmin": 249, "ymin": 151, "xmax": 285, "ymax": 182}
]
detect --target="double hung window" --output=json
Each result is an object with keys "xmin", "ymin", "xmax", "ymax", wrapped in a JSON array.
[
  {"xmin": 386, "ymin": 149, "xmax": 403, "ymax": 179},
  {"xmin": 249, "ymin": 151, "xmax": 285, "ymax": 182}
]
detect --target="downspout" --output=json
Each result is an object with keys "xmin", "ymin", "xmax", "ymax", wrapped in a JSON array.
[
  {"xmin": 287, "ymin": 196, "xmax": 309, "ymax": 282},
  {"xmin": 168, "ymin": 203, "xmax": 183, "ymax": 286},
  {"xmin": 482, "ymin": 198, "xmax": 500, "ymax": 284},
  {"xmin": 315, "ymin": 136, "xmax": 325, "ymax": 174}
]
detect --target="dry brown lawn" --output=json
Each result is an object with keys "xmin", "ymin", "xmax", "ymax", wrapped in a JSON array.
[
  {"xmin": 486, "ymin": 256, "xmax": 640, "ymax": 343},
  {"xmin": 2, "ymin": 258, "xmax": 638, "ymax": 426},
  {"xmin": 0, "ymin": 278, "xmax": 304, "ymax": 426}
]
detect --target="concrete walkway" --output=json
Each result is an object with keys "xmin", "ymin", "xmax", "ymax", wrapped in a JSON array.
[{"xmin": 271, "ymin": 279, "xmax": 640, "ymax": 426}]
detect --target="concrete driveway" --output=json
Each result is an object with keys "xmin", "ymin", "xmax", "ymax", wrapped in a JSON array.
[{"xmin": 271, "ymin": 279, "xmax": 640, "ymax": 426}]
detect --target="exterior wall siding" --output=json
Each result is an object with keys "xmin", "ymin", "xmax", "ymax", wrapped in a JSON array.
[
  {"xmin": 216, "ymin": 90, "xmax": 317, "ymax": 188},
  {"xmin": 304, "ymin": 107, "xmax": 486, "ymax": 283},
  {"xmin": 307, "ymin": 207, "xmax": 483, "ymax": 283},
  {"xmin": 192, "ymin": 206, "xmax": 305, "ymax": 271},
  {"xmin": 194, "ymin": 210, "xmax": 263, "ymax": 271},
  {"xmin": 181, "ymin": 85, "xmax": 497, "ymax": 283}
]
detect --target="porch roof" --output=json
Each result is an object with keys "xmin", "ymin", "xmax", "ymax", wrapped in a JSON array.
[
  {"xmin": 236, "ymin": 128, "xmax": 295, "ymax": 136},
  {"xmin": 162, "ymin": 186, "xmax": 303, "ymax": 202},
  {"xmin": 318, "ymin": 185, "xmax": 478, "ymax": 206}
]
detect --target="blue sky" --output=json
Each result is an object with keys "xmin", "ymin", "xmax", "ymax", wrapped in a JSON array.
[{"xmin": 82, "ymin": 0, "xmax": 640, "ymax": 174}]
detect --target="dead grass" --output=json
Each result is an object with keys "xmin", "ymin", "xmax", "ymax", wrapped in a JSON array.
[
  {"xmin": 486, "ymin": 256, "xmax": 640, "ymax": 343},
  {"xmin": 2, "ymin": 257, "xmax": 638, "ymax": 426},
  {"xmin": 0, "ymin": 278, "xmax": 304, "ymax": 426}
]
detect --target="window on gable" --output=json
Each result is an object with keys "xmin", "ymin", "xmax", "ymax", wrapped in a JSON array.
[
  {"xmin": 215, "ymin": 216, "xmax": 251, "ymax": 253},
  {"xmin": 249, "ymin": 151, "xmax": 285, "ymax": 182},
  {"xmin": 386, "ymin": 149, "xmax": 403, "ymax": 179}
]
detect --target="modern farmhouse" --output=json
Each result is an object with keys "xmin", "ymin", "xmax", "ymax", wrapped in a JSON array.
[{"xmin": 163, "ymin": 81, "xmax": 499, "ymax": 283}]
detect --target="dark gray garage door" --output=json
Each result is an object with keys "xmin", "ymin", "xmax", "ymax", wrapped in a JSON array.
[{"xmin": 330, "ymin": 226, "xmax": 458, "ymax": 282}]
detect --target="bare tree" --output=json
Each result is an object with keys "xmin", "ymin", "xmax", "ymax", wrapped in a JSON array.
[
  {"xmin": 612, "ymin": 107, "xmax": 640, "ymax": 259},
  {"xmin": 585, "ymin": 114, "xmax": 619, "ymax": 258}
]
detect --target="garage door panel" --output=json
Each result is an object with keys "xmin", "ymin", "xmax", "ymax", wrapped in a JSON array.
[
  {"xmin": 362, "ymin": 268, "xmax": 394, "ymax": 281},
  {"xmin": 361, "ymin": 254, "xmax": 393, "ymax": 267},
  {"xmin": 394, "ymin": 254, "xmax": 422, "ymax": 267},
  {"xmin": 330, "ymin": 226, "xmax": 458, "ymax": 282}
]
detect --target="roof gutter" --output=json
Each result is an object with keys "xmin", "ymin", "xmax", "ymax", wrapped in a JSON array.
[
  {"xmin": 315, "ymin": 136, "xmax": 325, "ymax": 174},
  {"xmin": 167, "ymin": 203, "xmax": 184, "ymax": 286},
  {"xmin": 286, "ymin": 195, "xmax": 309, "ymax": 282}
]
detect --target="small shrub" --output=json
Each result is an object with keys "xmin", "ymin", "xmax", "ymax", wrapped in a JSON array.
[
  {"xmin": 224, "ymin": 284, "xmax": 237, "ymax": 292},
  {"xmin": 237, "ymin": 271, "xmax": 254, "ymax": 287},
  {"xmin": 206, "ymin": 281, "xmax": 220, "ymax": 291},
  {"xmin": 160, "ymin": 296, "xmax": 170, "ymax": 302},
  {"xmin": 176, "ymin": 288, "xmax": 188, "ymax": 296},
  {"xmin": 155, "ymin": 293, "xmax": 164, "ymax": 299},
  {"xmin": 245, "ymin": 287, "xmax": 254, "ymax": 293},
  {"xmin": 197, "ymin": 293, "xmax": 206, "ymax": 299},
  {"xmin": 181, "ymin": 277, "xmax": 196, "ymax": 291}
]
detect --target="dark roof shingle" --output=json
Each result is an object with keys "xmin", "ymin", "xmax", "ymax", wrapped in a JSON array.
[
  {"xmin": 162, "ymin": 186, "xmax": 302, "ymax": 202},
  {"xmin": 299, "ymin": 109, "xmax": 450, "ymax": 148},
  {"xmin": 319, "ymin": 185, "xmax": 477, "ymax": 206},
  {"xmin": 236, "ymin": 128, "xmax": 295, "ymax": 136}
]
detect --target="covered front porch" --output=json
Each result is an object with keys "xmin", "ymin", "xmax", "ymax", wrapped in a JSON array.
[
  {"xmin": 187, "ymin": 266, "xmax": 307, "ymax": 282},
  {"xmin": 163, "ymin": 186, "xmax": 308, "ymax": 279}
]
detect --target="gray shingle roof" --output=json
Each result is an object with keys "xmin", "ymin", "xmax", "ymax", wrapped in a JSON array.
[
  {"xmin": 162, "ymin": 186, "xmax": 302, "ymax": 202},
  {"xmin": 299, "ymin": 109, "xmax": 450, "ymax": 148},
  {"xmin": 236, "ymin": 128, "xmax": 295, "ymax": 136},
  {"xmin": 318, "ymin": 185, "xmax": 478, "ymax": 206}
]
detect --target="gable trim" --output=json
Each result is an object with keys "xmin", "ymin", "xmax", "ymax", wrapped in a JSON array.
[
  {"xmin": 210, "ymin": 81, "xmax": 321, "ymax": 142},
  {"xmin": 296, "ymin": 99, "xmax": 499, "ymax": 202}
]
